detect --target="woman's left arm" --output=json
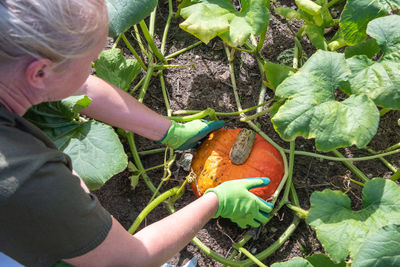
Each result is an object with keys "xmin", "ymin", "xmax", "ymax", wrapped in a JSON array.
[{"xmin": 75, "ymin": 75, "xmax": 171, "ymax": 141}]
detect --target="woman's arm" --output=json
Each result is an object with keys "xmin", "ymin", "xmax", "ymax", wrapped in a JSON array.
[
  {"xmin": 75, "ymin": 75, "xmax": 171, "ymax": 141},
  {"xmin": 64, "ymin": 192, "xmax": 219, "ymax": 267},
  {"xmin": 64, "ymin": 176, "xmax": 273, "ymax": 266}
]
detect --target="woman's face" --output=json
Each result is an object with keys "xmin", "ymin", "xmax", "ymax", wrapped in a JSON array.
[{"xmin": 44, "ymin": 26, "xmax": 108, "ymax": 101}]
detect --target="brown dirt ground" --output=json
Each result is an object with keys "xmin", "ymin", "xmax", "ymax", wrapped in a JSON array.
[{"xmin": 94, "ymin": 1, "xmax": 400, "ymax": 266}]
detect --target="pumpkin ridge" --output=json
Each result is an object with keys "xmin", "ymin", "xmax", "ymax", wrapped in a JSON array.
[{"xmin": 262, "ymin": 149, "xmax": 284, "ymax": 167}]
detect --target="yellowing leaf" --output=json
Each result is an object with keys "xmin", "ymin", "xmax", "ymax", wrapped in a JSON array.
[{"xmin": 179, "ymin": 0, "xmax": 269, "ymax": 47}]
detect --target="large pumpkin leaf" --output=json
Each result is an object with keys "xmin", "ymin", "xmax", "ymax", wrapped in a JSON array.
[
  {"xmin": 306, "ymin": 254, "xmax": 345, "ymax": 267},
  {"xmin": 306, "ymin": 178, "xmax": 400, "ymax": 263},
  {"xmin": 339, "ymin": 0, "xmax": 400, "ymax": 45},
  {"xmin": 271, "ymin": 255, "xmax": 345, "ymax": 267},
  {"xmin": 61, "ymin": 121, "xmax": 127, "ymax": 190},
  {"xmin": 271, "ymin": 50, "xmax": 379, "ymax": 152},
  {"xmin": 94, "ymin": 48, "xmax": 142, "ymax": 91},
  {"xmin": 353, "ymin": 224, "xmax": 400, "ymax": 267},
  {"xmin": 24, "ymin": 97, "xmax": 128, "ymax": 190},
  {"xmin": 271, "ymin": 257, "xmax": 313, "ymax": 267},
  {"xmin": 264, "ymin": 61, "xmax": 295, "ymax": 90},
  {"xmin": 346, "ymin": 15, "xmax": 400, "ymax": 109},
  {"xmin": 106, "ymin": 0, "xmax": 157, "ymax": 37},
  {"xmin": 179, "ymin": 0, "xmax": 269, "ymax": 47},
  {"xmin": 344, "ymin": 38, "xmax": 380, "ymax": 59}
]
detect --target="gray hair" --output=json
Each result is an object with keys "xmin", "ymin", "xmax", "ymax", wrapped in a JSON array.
[{"xmin": 0, "ymin": 0, "xmax": 108, "ymax": 68}]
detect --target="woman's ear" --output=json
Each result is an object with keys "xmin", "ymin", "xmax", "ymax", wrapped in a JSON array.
[{"xmin": 25, "ymin": 58, "xmax": 53, "ymax": 89}]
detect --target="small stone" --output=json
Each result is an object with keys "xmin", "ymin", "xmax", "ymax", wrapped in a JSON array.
[
  {"xmin": 176, "ymin": 153, "xmax": 193, "ymax": 172},
  {"xmin": 219, "ymin": 70, "xmax": 230, "ymax": 80}
]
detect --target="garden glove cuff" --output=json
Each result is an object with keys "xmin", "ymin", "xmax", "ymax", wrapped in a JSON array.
[
  {"xmin": 205, "ymin": 178, "xmax": 274, "ymax": 229},
  {"xmin": 158, "ymin": 119, "xmax": 225, "ymax": 150}
]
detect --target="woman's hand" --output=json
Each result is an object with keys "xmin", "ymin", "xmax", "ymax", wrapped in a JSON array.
[
  {"xmin": 205, "ymin": 177, "xmax": 274, "ymax": 228},
  {"xmin": 159, "ymin": 119, "xmax": 225, "ymax": 150}
]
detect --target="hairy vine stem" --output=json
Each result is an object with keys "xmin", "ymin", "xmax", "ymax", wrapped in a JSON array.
[{"xmin": 285, "ymin": 148, "xmax": 400, "ymax": 162}]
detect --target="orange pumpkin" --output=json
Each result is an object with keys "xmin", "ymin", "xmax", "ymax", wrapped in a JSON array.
[{"xmin": 190, "ymin": 128, "xmax": 284, "ymax": 200}]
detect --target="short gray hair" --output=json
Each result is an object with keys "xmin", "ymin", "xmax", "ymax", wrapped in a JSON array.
[{"xmin": 0, "ymin": 0, "xmax": 108, "ymax": 67}]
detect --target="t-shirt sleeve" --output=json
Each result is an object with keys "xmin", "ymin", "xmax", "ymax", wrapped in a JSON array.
[
  {"xmin": 0, "ymin": 111, "xmax": 113, "ymax": 267},
  {"xmin": 0, "ymin": 127, "xmax": 112, "ymax": 266},
  {"xmin": 0, "ymin": 158, "xmax": 112, "ymax": 267}
]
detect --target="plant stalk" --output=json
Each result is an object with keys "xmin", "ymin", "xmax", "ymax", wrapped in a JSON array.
[
  {"xmin": 139, "ymin": 20, "xmax": 166, "ymax": 62},
  {"xmin": 241, "ymin": 106, "xmax": 273, "ymax": 122},
  {"xmin": 121, "ymin": 33, "xmax": 147, "ymax": 71},
  {"xmin": 366, "ymin": 148, "xmax": 397, "ymax": 172},
  {"xmin": 236, "ymin": 247, "xmax": 267, "ymax": 267},
  {"xmin": 168, "ymin": 108, "xmax": 218, "ymax": 122},
  {"xmin": 159, "ymin": 73, "xmax": 172, "ymax": 116},
  {"xmin": 133, "ymin": 25, "xmax": 149, "ymax": 57},
  {"xmin": 286, "ymin": 203, "xmax": 308, "ymax": 219},
  {"xmin": 332, "ymin": 149, "xmax": 369, "ymax": 182},
  {"xmin": 128, "ymin": 187, "xmax": 180, "ymax": 234},
  {"xmin": 166, "ymin": 41, "xmax": 203, "ymax": 59},
  {"xmin": 138, "ymin": 148, "xmax": 166, "ymax": 156},
  {"xmin": 224, "ymin": 43, "xmax": 243, "ymax": 112},
  {"xmin": 284, "ymin": 148, "xmax": 400, "ymax": 162},
  {"xmin": 129, "ymin": 75, "xmax": 146, "ymax": 95},
  {"xmin": 127, "ymin": 133, "xmax": 157, "ymax": 193},
  {"xmin": 161, "ymin": 0, "xmax": 174, "ymax": 55},
  {"xmin": 171, "ymin": 100, "xmax": 273, "ymax": 118},
  {"xmin": 138, "ymin": 54, "xmax": 155, "ymax": 102}
]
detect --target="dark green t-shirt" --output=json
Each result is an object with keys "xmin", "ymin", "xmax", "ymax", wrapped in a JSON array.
[{"xmin": 0, "ymin": 103, "xmax": 112, "ymax": 266}]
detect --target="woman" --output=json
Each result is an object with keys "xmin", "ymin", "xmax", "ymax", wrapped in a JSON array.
[{"xmin": 0, "ymin": 0, "xmax": 274, "ymax": 266}]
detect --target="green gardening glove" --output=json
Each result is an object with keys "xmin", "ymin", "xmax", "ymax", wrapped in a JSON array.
[
  {"xmin": 205, "ymin": 178, "xmax": 274, "ymax": 228},
  {"xmin": 159, "ymin": 119, "xmax": 225, "ymax": 150}
]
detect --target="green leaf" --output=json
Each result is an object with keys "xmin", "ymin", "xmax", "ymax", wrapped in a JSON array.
[
  {"xmin": 24, "ymin": 101, "xmax": 128, "ymax": 190},
  {"xmin": 353, "ymin": 224, "xmax": 400, "ymax": 267},
  {"xmin": 179, "ymin": 0, "xmax": 269, "ymax": 47},
  {"xmin": 94, "ymin": 48, "xmax": 142, "ymax": 91},
  {"xmin": 344, "ymin": 38, "xmax": 380, "ymax": 59},
  {"xmin": 274, "ymin": 7, "xmax": 302, "ymax": 20},
  {"xmin": 128, "ymin": 161, "xmax": 141, "ymax": 189},
  {"xmin": 62, "ymin": 121, "xmax": 127, "ymax": 190},
  {"xmin": 264, "ymin": 61, "xmax": 295, "ymax": 90},
  {"xmin": 306, "ymin": 178, "xmax": 400, "ymax": 263},
  {"xmin": 339, "ymin": 0, "xmax": 400, "ymax": 45},
  {"xmin": 306, "ymin": 254, "xmax": 345, "ymax": 267},
  {"xmin": 59, "ymin": 95, "xmax": 92, "ymax": 118},
  {"xmin": 367, "ymin": 15, "xmax": 400, "ymax": 61},
  {"xmin": 347, "ymin": 16, "xmax": 400, "ymax": 109},
  {"xmin": 106, "ymin": 0, "xmax": 157, "ymax": 37},
  {"xmin": 271, "ymin": 50, "xmax": 380, "ymax": 152},
  {"xmin": 304, "ymin": 25, "xmax": 327, "ymax": 50},
  {"xmin": 271, "ymin": 257, "xmax": 313, "ymax": 267},
  {"xmin": 271, "ymin": 255, "xmax": 345, "ymax": 267}
]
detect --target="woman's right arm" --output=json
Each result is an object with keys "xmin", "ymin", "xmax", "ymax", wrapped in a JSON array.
[{"xmin": 64, "ymin": 192, "xmax": 219, "ymax": 267}]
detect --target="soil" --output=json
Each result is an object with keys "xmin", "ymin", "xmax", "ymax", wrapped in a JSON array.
[{"xmin": 94, "ymin": 1, "xmax": 400, "ymax": 266}]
